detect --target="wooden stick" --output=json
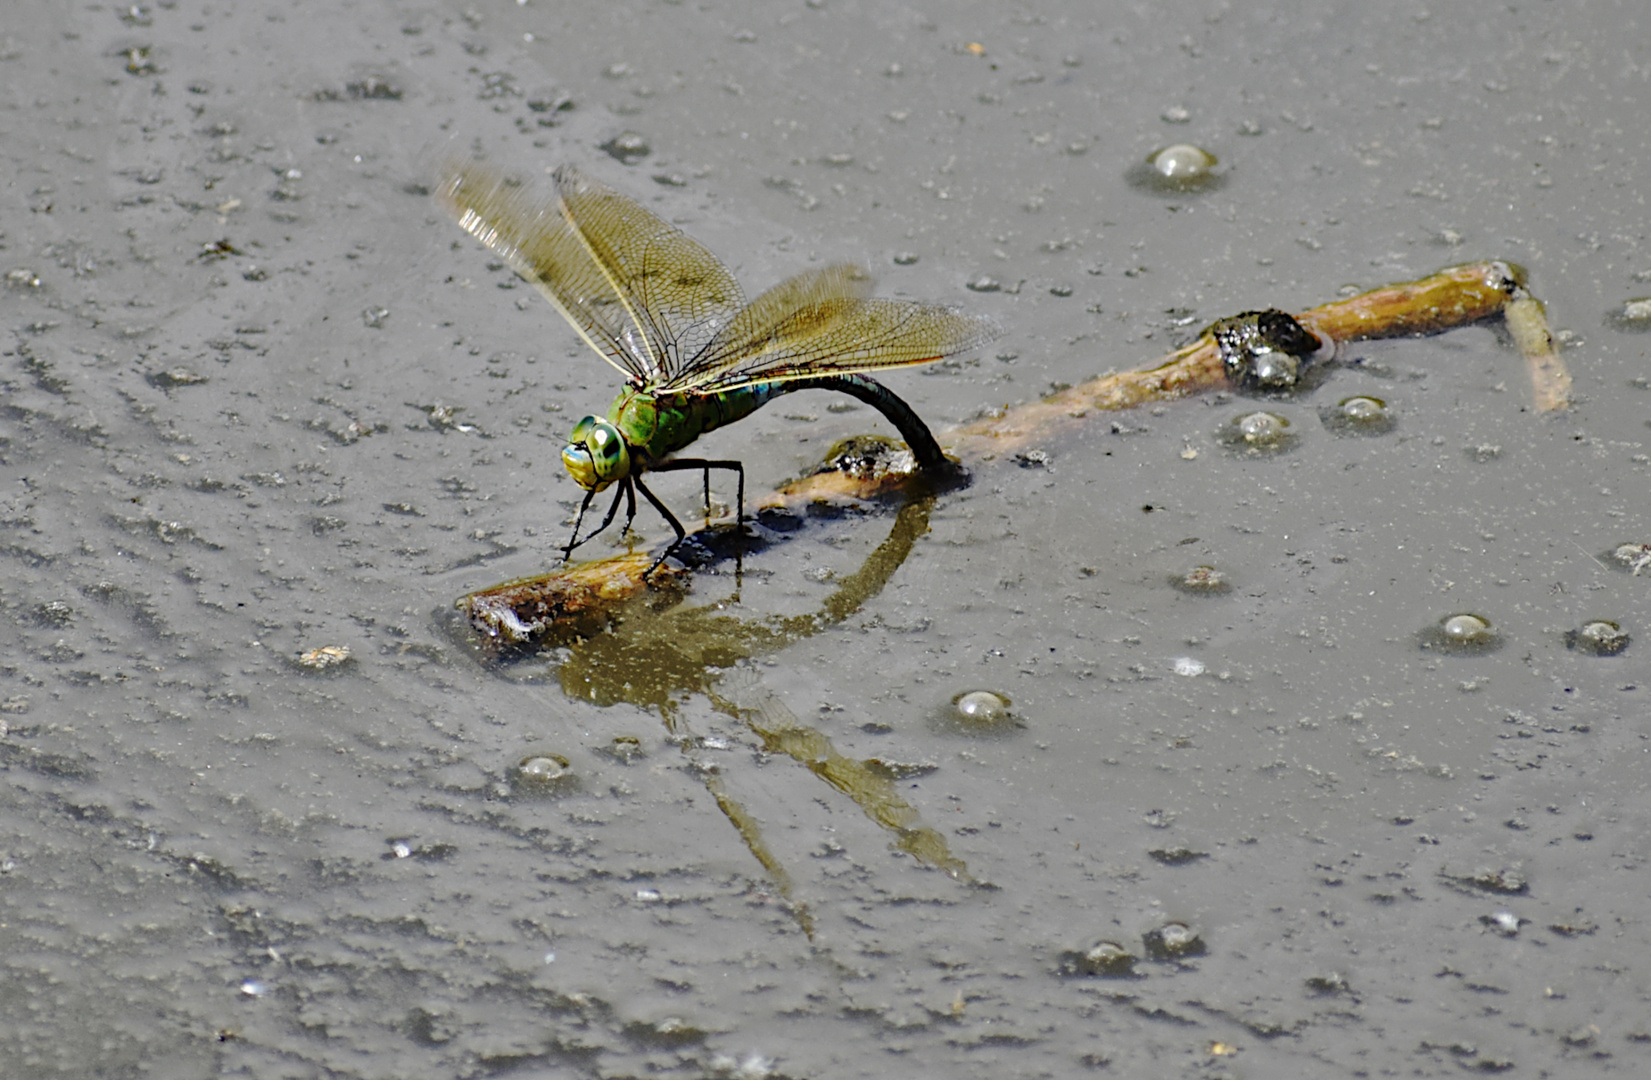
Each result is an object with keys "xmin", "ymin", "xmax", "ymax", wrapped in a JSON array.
[{"xmin": 458, "ymin": 261, "xmax": 1566, "ymax": 643}]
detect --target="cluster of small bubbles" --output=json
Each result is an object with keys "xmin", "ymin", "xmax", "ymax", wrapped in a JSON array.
[
  {"xmin": 1058, "ymin": 939, "xmax": 1138, "ymax": 977},
  {"xmin": 1218, "ymin": 411, "xmax": 1296, "ymax": 455},
  {"xmin": 1605, "ymin": 297, "xmax": 1651, "ymax": 333},
  {"xmin": 1602, "ymin": 542, "xmax": 1651, "ymax": 574},
  {"xmin": 513, "ymin": 750, "xmax": 578, "ymax": 796},
  {"xmin": 1171, "ymin": 565, "xmax": 1231, "ymax": 595},
  {"xmin": 1142, "ymin": 921, "xmax": 1206, "ymax": 960},
  {"xmin": 1171, "ymin": 657, "xmax": 1205, "ymax": 677},
  {"xmin": 1419, "ymin": 613, "xmax": 1501, "ymax": 655},
  {"xmin": 1320, "ymin": 395, "xmax": 1395, "ymax": 436},
  {"xmin": 1465, "ymin": 444, "xmax": 1503, "ymax": 463},
  {"xmin": 1130, "ymin": 144, "xmax": 1221, "ymax": 194},
  {"xmin": 1565, "ymin": 619, "xmax": 1629, "ymax": 656},
  {"xmin": 933, "ymin": 689, "xmax": 1019, "ymax": 736}
]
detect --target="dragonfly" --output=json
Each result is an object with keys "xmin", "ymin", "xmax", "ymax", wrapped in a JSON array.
[{"xmin": 436, "ymin": 160, "xmax": 999, "ymax": 574}]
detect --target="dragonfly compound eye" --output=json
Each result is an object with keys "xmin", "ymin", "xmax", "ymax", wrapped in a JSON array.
[{"xmin": 561, "ymin": 417, "xmax": 630, "ymax": 491}]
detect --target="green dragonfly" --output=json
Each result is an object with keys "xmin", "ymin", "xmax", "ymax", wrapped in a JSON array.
[{"xmin": 436, "ymin": 160, "xmax": 998, "ymax": 573}]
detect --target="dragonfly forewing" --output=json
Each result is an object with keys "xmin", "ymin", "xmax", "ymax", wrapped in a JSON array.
[{"xmin": 552, "ymin": 165, "xmax": 746, "ymax": 388}]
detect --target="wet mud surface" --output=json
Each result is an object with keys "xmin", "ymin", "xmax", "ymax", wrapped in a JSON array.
[{"xmin": 2, "ymin": 2, "xmax": 1648, "ymax": 1077}]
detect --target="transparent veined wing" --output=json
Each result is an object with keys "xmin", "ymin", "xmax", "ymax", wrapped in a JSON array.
[
  {"xmin": 663, "ymin": 288, "xmax": 1001, "ymax": 396},
  {"xmin": 663, "ymin": 263, "xmax": 876, "ymax": 387},
  {"xmin": 552, "ymin": 165, "xmax": 745, "ymax": 388},
  {"xmin": 436, "ymin": 161, "xmax": 747, "ymax": 388},
  {"xmin": 436, "ymin": 159, "xmax": 650, "ymax": 383}
]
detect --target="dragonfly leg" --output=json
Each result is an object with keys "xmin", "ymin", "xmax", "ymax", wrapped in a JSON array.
[
  {"xmin": 563, "ymin": 481, "xmax": 633, "ymax": 559},
  {"xmin": 561, "ymin": 488, "xmax": 599, "ymax": 561},
  {"xmin": 632, "ymin": 474, "xmax": 688, "ymax": 578},
  {"xmin": 648, "ymin": 458, "xmax": 746, "ymax": 528}
]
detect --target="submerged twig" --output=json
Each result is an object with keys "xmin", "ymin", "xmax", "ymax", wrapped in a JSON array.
[{"xmin": 457, "ymin": 260, "xmax": 1565, "ymax": 642}]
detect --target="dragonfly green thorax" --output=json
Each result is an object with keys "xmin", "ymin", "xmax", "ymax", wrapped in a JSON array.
[
  {"xmin": 561, "ymin": 384, "xmax": 772, "ymax": 494},
  {"xmin": 436, "ymin": 158, "xmax": 999, "ymax": 573}
]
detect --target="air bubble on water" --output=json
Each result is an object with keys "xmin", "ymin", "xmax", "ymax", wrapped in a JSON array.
[
  {"xmin": 1420, "ymin": 613, "xmax": 1502, "ymax": 654},
  {"xmin": 1321, "ymin": 395, "xmax": 1395, "ymax": 436},
  {"xmin": 1218, "ymin": 411, "xmax": 1296, "ymax": 455},
  {"xmin": 1565, "ymin": 620, "xmax": 1629, "ymax": 656}
]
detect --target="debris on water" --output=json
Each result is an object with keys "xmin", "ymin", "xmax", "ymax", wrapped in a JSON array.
[
  {"xmin": 1440, "ymin": 864, "xmax": 1527, "ymax": 895},
  {"xmin": 1171, "ymin": 565, "xmax": 1230, "ymax": 595},
  {"xmin": 296, "ymin": 644, "xmax": 352, "ymax": 670},
  {"xmin": 599, "ymin": 132, "xmax": 651, "ymax": 164},
  {"xmin": 1605, "ymin": 297, "xmax": 1651, "ymax": 332},
  {"xmin": 1210, "ymin": 309, "xmax": 1330, "ymax": 390},
  {"xmin": 1602, "ymin": 542, "xmax": 1651, "ymax": 575},
  {"xmin": 1058, "ymin": 939, "xmax": 1138, "ymax": 977}
]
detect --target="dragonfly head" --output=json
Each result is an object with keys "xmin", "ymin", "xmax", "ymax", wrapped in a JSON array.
[{"xmin": 562, "ymin": 415, "xmax": 631, "ymax": 492}]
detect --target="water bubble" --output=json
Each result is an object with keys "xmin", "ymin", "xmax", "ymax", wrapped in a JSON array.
[
  {"xmin": 953, "ymin": 689, "xmax": 1011, "ymax": 725},
  {"xmin": 1218, "ymin": 411, "xmax": 1297, "ymax": 455},
  {"xmin": 1058, "ymin": 939, "xmax": 1138, "ymax": 977},
  {"xmin": 1130, "ymin": 144, "xmax": 1222, "ymax": 193},
  {"xmin": 1419, "ymin": 614, "xmax": 1501, "ymax": 654},
  {"xmin": 240, "ymin": 979, "xmax": 266, "ymax": 997},
  {"xmin": 1565, "ymin": 620, "xmax": 1629, "ymax": 656},
  {"xmin": 1320, "ymin": 395, "xmax": 1395, "ymax": 436},
  {"xmin": 601, "ymin": 734, "xmax": 646, "ymax": 763},
  {"xmin": 932, "ymin": 689, "xmax": 1018, "ymax": 736},
  {"xmin": 1143, "ymin": 921, "xmax": 1206, "ymax": 960},
  {"xmin": 1171, "ymin": 565, "xmax": 1230, "ymax": 595},
  {"xmin": 512, "ymin": 750, "xmax": 578, "ymax": 796},
  {"xmin": 1150, "ymin": 143, "xmax": 1216, "ymax": 180}
]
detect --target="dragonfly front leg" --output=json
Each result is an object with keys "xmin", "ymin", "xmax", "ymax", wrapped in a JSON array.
[{"xmin": 562, "ymin": 479, "xmax": 635, "ymax": 560}]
